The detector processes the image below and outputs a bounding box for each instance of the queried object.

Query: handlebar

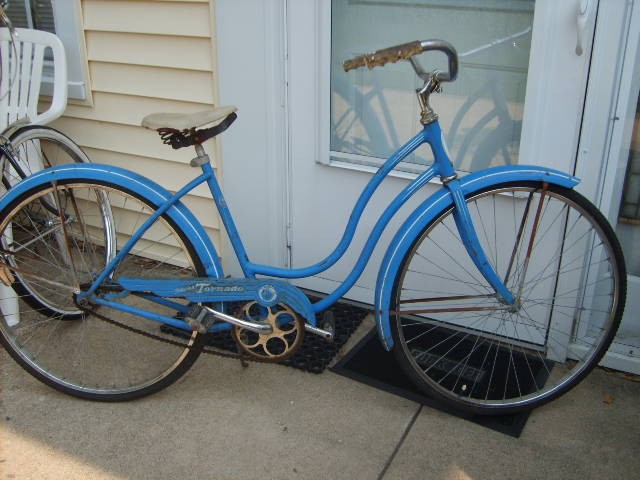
[343,39,458,83]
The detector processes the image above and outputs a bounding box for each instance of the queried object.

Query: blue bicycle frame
[81,116,574,337]
[220,120,516,307]
[1,118,579,350]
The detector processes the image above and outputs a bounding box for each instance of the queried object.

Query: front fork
[423,119,517,306]
[447,178,516,305]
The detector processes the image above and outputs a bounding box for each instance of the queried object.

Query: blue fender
[374,165,580,351]
[0,163,224,278]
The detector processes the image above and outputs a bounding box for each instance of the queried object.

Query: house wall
[51,0,225,264]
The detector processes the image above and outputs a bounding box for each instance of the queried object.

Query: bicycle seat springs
[156,112,237,150]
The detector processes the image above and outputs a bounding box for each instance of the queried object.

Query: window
[330,0,534,173]
[5,0,88,100]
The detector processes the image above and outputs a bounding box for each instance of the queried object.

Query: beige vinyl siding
[51,0,224,262]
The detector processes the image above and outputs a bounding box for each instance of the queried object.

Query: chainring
[231,301,305,362]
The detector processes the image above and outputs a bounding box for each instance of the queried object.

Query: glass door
[330,0,533,174]
[287,0,598,302]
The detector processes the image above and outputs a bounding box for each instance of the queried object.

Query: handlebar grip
[343,39,458,83]
[0,7,14,33]
[0,7,10,28]
[343,40,423,72]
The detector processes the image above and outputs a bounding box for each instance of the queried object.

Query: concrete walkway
[1,337,639,480]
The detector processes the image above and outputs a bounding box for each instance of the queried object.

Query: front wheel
[390,182,626,415]
[0,178,209,401]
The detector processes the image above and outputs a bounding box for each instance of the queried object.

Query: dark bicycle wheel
[1,125,90,189]
[1,127,105,315]
[0,178,209,401]
[390,182,625,415]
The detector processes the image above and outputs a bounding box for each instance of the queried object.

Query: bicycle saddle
[142,106,237,131]
[142,106,238,149]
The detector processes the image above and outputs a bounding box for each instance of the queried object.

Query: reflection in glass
[330,0,534,173]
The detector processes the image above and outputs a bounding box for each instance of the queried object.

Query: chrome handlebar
[343,39,458,83]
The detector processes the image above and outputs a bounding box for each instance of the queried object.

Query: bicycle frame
[233,120,516,308]
[0,118,580,346]
[81,120,530,314]
[0,135,28,182]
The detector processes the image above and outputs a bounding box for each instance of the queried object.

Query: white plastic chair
[0,26,67,131]
[0,27,68,326]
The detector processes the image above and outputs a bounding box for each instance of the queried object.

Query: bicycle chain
[8,254,290,366]
[78,303,269,366]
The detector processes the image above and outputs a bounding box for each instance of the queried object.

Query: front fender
[374,165,580,350]
[0,163,224,278]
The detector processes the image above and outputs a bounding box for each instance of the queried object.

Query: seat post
[190,143,211,167]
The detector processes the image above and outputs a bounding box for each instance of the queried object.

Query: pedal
[321,311,335,342]
[303,311,335,342]
[184,304,217,333]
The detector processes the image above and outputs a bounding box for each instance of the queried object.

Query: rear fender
[0,163,224,278]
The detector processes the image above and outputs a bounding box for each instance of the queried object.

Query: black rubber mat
[331,328,537,438]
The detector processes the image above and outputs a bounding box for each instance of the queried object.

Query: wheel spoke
[392,183,624,414]
[0,179,207,400]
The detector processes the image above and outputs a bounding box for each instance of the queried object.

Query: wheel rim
[3,128,88,189]
[393,184,623,411]
[0,181,206,398]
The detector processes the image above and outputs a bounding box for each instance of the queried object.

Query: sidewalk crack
[377,404,423,480]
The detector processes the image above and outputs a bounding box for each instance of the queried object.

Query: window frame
[326,0,536,175]
[48,0,89,101]
[7,0,89,101]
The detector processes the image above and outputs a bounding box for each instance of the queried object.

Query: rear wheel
[1,126,89,189]
[390,182,626,415]
[0,179,209,401]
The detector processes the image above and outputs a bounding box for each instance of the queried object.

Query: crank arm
[304,323,334,340]
[202,306,333,339]
[199,305,333,340]
[201,305,273,334]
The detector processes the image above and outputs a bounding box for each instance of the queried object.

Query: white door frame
[578,0,640,373]
[215,0,290,276]
[216,0,604,280]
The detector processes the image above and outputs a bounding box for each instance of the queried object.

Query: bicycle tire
[0,178,209,401]
[1,125,90,190]
[1,126,103,317]
[390,182,625,415]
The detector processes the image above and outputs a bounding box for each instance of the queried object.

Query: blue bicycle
[0,40,626,415]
